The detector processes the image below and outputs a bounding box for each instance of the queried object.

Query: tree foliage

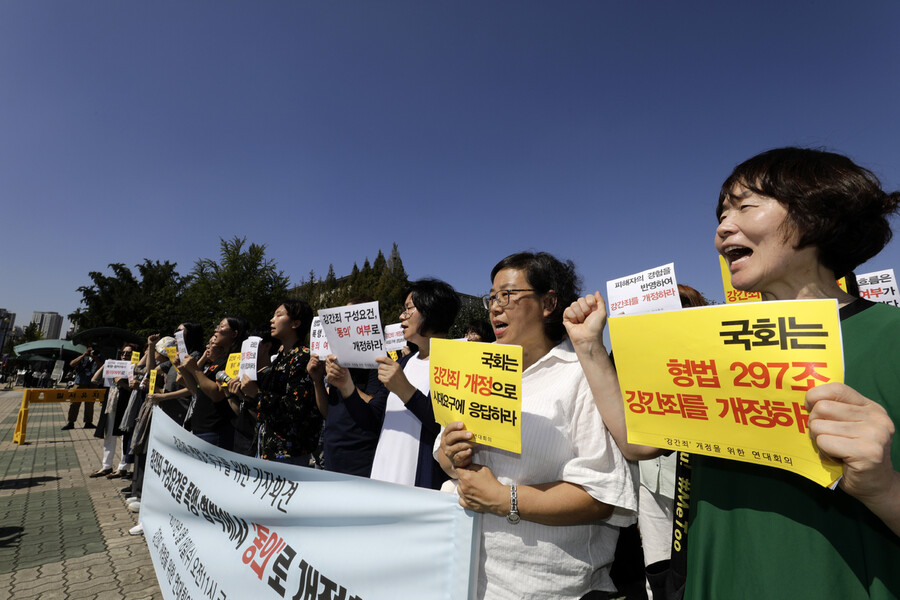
[180,237,290,332]
[448,294,489,339]
[70,237,288,339]
[69,260,186,337]
[292,244,410,324]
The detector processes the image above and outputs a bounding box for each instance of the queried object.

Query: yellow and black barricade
[13,388,107,444]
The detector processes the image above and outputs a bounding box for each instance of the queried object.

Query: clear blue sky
[2,1,899,334]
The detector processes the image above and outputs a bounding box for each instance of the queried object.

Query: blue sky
[2,1,899,334]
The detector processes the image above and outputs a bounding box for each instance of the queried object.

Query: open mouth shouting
[721,244,752,269]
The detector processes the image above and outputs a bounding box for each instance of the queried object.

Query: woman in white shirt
[438,251,637,600]
[330,278,460,489]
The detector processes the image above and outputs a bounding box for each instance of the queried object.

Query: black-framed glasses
[482,289,535,309]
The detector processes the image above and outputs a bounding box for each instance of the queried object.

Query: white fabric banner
[143,409,479,600]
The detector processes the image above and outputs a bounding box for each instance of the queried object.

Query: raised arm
[563,292,663,460]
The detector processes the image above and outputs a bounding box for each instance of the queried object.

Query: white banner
[316,302,386,368]
[102,359,132,380]
[175,330,189,362]
[606,262,681,316]
[143,410,479,600]
[309,317,331,359]
[239,336,262,381]
[856,268,899,307]
[383,323,406,352]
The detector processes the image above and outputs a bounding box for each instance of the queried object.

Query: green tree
[69,260,186,337]
[181,237,289,331]
[448,294,488,339]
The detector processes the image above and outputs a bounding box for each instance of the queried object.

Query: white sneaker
[128,501,141,513]
[129,523,144,536]
[126,497,139,503]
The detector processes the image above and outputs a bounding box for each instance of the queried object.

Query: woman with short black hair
[567,147,900,599]
[231,300,321,465]
[331,278,460,489]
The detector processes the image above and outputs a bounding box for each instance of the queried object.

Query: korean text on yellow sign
[430,339,523,454]
[719,255,762,304]
[225,353,241,382]
[609,299,844,487]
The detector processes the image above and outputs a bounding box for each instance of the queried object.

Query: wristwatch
[506,484,520,524]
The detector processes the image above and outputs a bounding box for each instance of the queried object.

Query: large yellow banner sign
[430,338,523,454]
[609,299,844,487]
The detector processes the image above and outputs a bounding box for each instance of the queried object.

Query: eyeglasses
[400,305,418,318]
[482,289,535,309]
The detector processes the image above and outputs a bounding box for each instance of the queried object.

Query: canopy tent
[13,339,87,362]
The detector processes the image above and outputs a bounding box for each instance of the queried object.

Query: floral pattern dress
[255,343,322,462]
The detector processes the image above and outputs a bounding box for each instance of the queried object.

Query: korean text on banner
[719,255,763,304]
[430,338,523,454]
[606,262,681,315]
[856,268,900,307]
[309,317,330,359]
[131,351,141,364]
[102,359,131,380]
[317,301,386,369]
[239,336,261,381]
[149,370,158,395]
[608,299,844,487]
[142,409,479,600]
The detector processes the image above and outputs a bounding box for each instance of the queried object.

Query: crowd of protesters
[46,147,899,600]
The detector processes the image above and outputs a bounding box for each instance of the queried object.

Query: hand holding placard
[807,382,897,504]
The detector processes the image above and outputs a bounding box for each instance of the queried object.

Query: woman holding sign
[332,279,460,489]
[438,252,637,600]
[177,316,248,451]
[230,300,321,465]
[567,147,900,599]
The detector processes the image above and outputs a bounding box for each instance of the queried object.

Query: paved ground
[0,388,162,599]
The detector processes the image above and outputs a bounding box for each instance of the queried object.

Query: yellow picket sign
[130,351,141,364]
[430,338,523,454]
[225,353,241,381]
[165,346,179,372]
[609,299,844,487]
[719,255,762,304]
[149,370,158,395]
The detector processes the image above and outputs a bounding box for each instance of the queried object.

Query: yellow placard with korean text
[225,353,241,382]
[719,255,762,303]
[609,299,845,487]
[430,338,523,454]
[148,369,158,394]
[131,351,141,364]
[165,346,178,371]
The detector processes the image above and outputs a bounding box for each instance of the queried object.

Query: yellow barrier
[13,388,107,445]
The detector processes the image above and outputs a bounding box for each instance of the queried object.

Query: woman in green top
[566,147,900,599]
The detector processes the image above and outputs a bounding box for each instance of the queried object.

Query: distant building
[32,311,63,340]
[0,309,15,353]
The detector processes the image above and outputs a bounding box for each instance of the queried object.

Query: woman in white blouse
[438,251,637,600]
